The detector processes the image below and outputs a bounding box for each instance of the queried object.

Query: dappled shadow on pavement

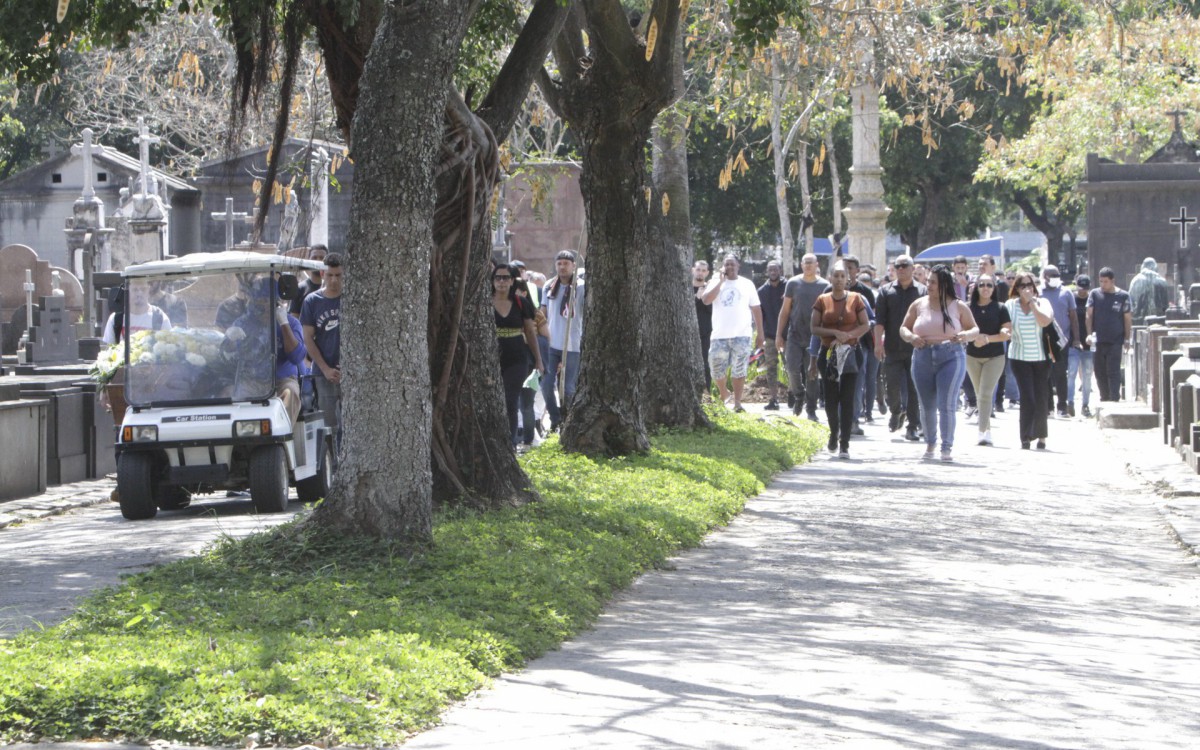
[0,496,302,637]
[407,418,1200,749]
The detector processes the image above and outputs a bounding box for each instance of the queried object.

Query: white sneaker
[978,430,992,446]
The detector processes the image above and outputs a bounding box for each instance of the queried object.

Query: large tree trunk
[642,26,707,431]
[299,0,565,513]
[1013,191,1066,267]
[566,125,652,454]
[540,0,682,456]
[425,0,570,508]
[307,1,475,541]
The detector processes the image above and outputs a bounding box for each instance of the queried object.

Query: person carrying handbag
[1005,271,1055,450]
[811,264,870,460]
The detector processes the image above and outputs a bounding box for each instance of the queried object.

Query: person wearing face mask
[1040,265,1079,418]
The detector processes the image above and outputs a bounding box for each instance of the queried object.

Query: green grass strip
[0,408,823,746]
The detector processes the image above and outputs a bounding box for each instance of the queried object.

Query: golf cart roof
[122,251,326,279]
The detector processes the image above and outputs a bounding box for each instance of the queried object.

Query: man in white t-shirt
[701,254,763,412]
[102,279,172,344]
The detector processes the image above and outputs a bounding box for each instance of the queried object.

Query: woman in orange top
[811,264,870,459]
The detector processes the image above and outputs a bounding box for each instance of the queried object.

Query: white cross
[134,116,160,197]
[210,197,249,251]
[70,128,98,200]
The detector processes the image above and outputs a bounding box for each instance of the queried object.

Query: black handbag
[1042,318,1066,362]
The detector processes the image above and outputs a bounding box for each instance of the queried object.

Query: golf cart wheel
[249,444,289,513]
[116,453,159,520]
[296,438,332,504]
[157,486,192,511]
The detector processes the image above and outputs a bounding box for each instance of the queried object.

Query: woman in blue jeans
[899,265,979,461]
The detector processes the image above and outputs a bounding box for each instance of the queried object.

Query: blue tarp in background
[913,237,1004,263]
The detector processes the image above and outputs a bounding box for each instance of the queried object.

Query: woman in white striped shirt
[1005,271,1055,449]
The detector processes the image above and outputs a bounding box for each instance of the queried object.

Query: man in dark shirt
[756,260,787,409]
[843,255,876,432]
[1086,266,1132,402]
[289,244,327,316]
[693,260,713,390]
[874,254,926,440]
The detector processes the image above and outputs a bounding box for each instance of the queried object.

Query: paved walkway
[403,406,1200,749]
[4,404,1200,749]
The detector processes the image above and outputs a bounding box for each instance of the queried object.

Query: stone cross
[71,128,98,200]
[134,116,160,198]
[1171,206,1197,248]
[1167,109,1187,134]
[210,197,249,251]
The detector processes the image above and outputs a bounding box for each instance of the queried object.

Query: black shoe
[904,426,921,442]
[1021,441,1031,450]
[765,399,780,411]
[877,401,888,415]
[1056,408,1069,418]
[1067,403,1075,417]
[889,413,902,432]
[851,422,864,436]
[807,411,820,422]
[1036,439,1046,450]
[828,436,838,452]
[1082,405,1092,418]
[787,392,796,409]
[734,405,746,413]
[994,402,1005,413]
[793,403,803,416]
[863,413,874,423]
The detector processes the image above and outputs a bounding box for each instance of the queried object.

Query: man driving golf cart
[222,274,306,423]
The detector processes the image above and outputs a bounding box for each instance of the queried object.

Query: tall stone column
[842,39,890,271]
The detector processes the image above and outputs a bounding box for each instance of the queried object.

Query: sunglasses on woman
[493,274,512,280]
[977,282,994,288]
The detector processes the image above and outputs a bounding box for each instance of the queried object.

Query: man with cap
[541,250,584,431]
[510,259,540,308]
[1067,274,1095,418]
[1040,264,1079,418]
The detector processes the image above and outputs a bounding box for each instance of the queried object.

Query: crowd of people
[490,247,1137,461]
[491,250,581,448]
[693,250,1134,461]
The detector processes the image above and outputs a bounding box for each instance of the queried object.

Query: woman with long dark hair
[810,264,870,459]
[1005,270,1054,449]
[966,273,1011,446]
[900,264,978,461]
[492,264,543,447]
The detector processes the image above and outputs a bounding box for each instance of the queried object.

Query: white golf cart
[113,251,333,520]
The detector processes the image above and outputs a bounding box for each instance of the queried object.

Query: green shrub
[0,408,821,746]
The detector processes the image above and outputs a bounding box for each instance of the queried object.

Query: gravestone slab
[0,398,47,501]
[0,244,84,353]
[1161,350,1184,443]
[18,385,87,485]
[26,296,80,365]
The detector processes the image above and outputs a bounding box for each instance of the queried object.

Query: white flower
[152,342,180,360]
[186,353,206,367]
[139,352,154,364]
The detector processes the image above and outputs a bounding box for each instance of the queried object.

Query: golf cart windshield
[124,271,277,406]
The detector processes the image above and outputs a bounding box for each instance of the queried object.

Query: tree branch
[580,0,638,76]
[477,0,570,142]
